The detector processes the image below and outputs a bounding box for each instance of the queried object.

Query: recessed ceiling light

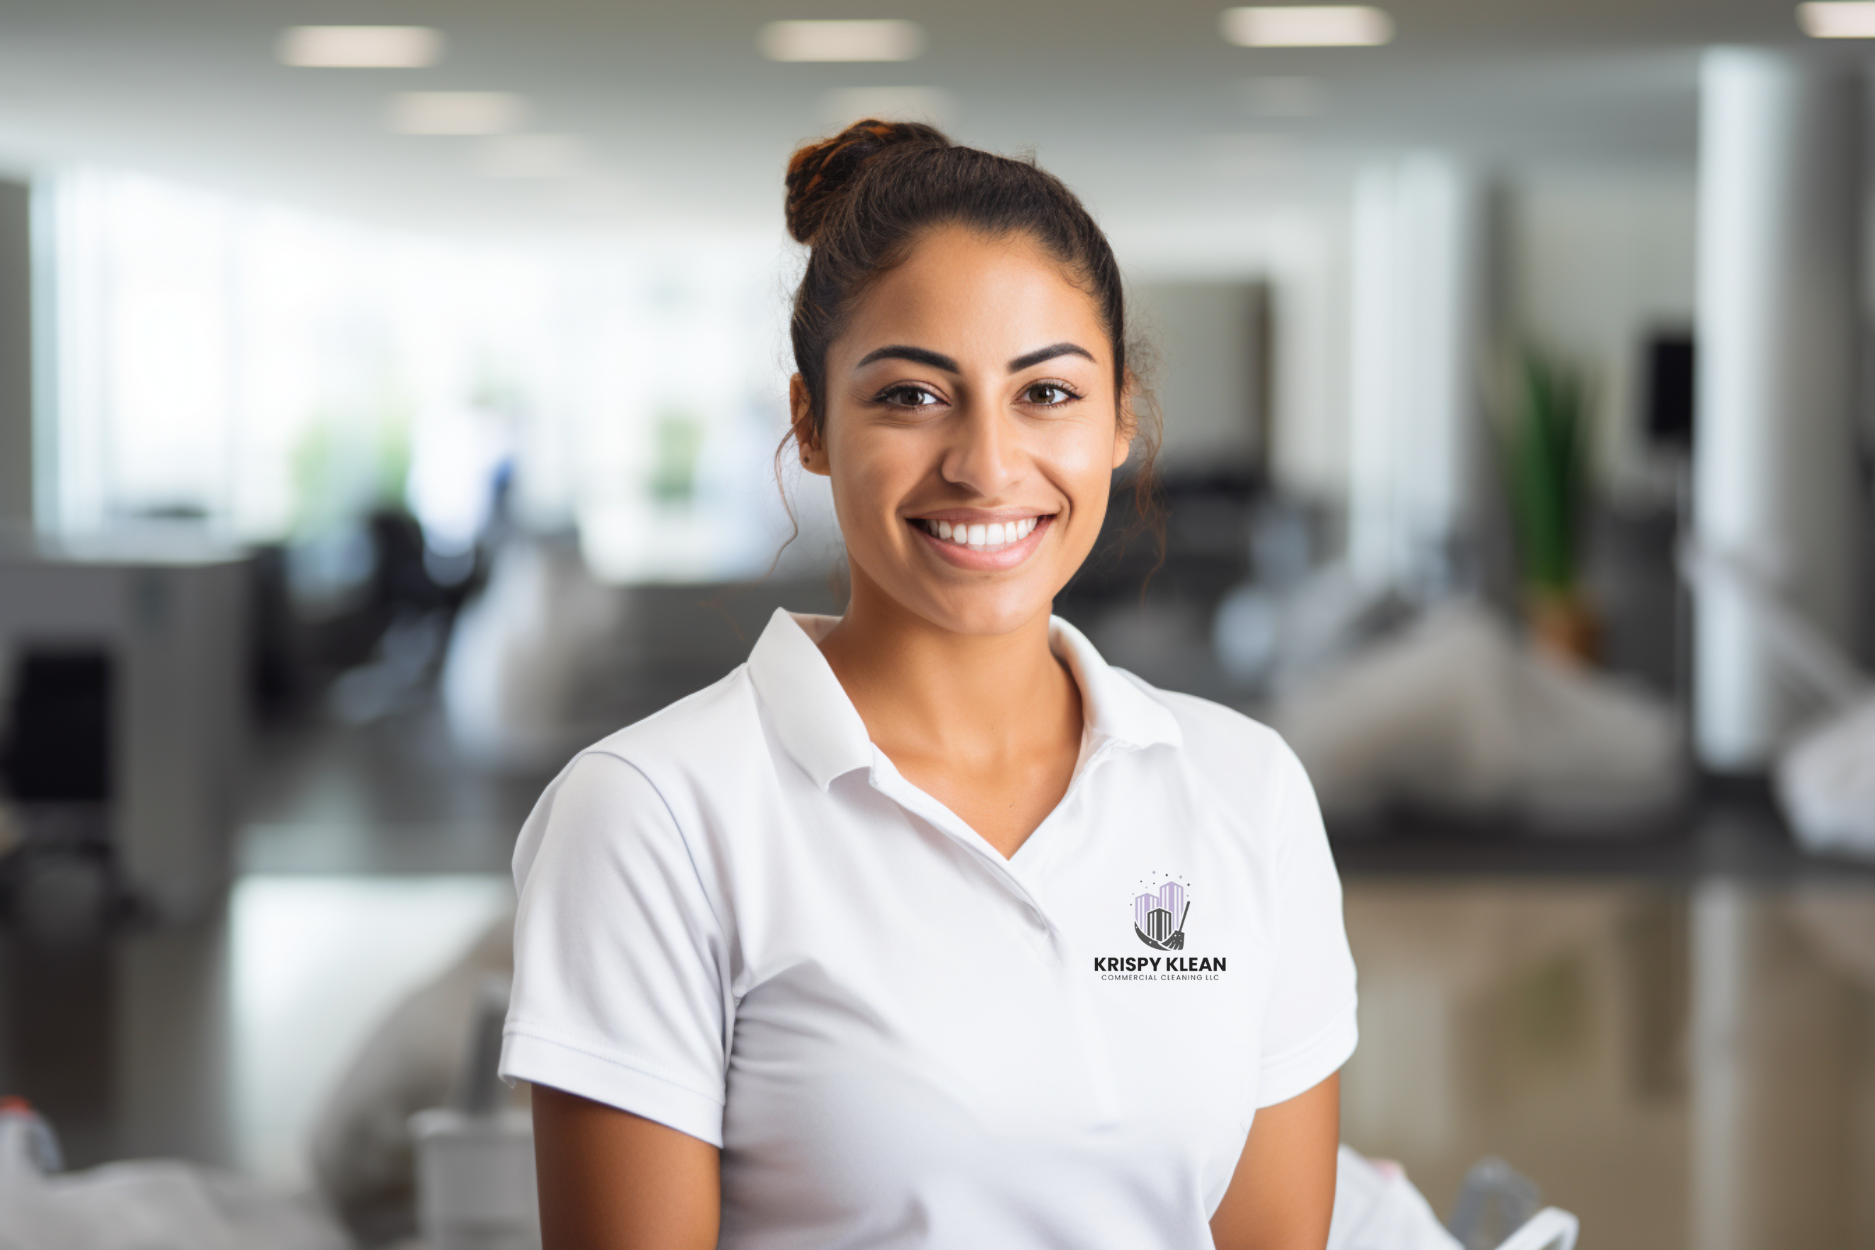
[821,86,954,126]
[277,26,443,68]
[387,92,528,136]
[759,20,925,62]
[480,134,587,179]
[1798,1,1875,36]
[1220,6,1393,47]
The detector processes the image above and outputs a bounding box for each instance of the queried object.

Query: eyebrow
[855,345,959,372]
[854,341,1097,374]
[1008,342,1096,372]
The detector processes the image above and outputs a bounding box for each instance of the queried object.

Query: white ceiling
[0,0,1854,238]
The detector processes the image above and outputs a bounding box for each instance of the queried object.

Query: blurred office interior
[1,1,1874,1247]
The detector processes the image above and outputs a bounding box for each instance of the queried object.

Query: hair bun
[784,119,949,244]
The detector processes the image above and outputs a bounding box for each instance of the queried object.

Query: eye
[874,383,944,408]
[1021,381,1081,407]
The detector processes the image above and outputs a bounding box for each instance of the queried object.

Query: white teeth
[921,516,1044,550]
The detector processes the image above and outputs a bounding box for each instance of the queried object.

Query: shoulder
[579,662,766,784]
[1115,668,1299,769]
[1113,669,1315,814]
[512,665,766,881]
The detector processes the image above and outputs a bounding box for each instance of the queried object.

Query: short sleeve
[500,751,731,1147]
[1255,742,1359,1107]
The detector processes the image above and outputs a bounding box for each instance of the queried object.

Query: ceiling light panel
[1798,1,1875,36]
[1220,6,1393,47]
[277,26,443,68]
[759,20,925,62]
[388,92,528,136]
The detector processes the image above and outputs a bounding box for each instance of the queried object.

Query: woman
[501,120,1357,1250]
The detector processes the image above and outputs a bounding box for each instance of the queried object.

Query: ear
[789,374,831,477]
[1112,371,1139,471]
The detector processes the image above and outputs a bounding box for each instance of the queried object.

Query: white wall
[1503,170,1699,496]
[1131,280,1265,474]
[1111,201,1351,502]
[1109,170,1703,525]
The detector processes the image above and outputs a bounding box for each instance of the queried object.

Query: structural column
[0,179,31,533]
[1694,50,1865,767]
[1347,155,1489,594]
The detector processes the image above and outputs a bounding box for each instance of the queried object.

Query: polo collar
[747,610,873,790]
[1046,616,1184,753]
[746,609,1184,791]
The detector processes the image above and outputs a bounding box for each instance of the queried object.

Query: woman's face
[793,226,1133,638]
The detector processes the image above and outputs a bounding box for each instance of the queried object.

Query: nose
[938,400,1023,497]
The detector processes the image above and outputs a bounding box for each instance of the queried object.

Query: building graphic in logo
[1134,881,1190,951]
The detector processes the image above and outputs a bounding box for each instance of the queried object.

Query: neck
[816,567,1079,766]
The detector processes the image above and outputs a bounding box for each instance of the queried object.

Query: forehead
[840,226,1108,363]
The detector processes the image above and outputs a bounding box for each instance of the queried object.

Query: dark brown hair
[782,119,1162,546]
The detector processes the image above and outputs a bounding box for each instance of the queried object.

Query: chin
[918,589,1055,638]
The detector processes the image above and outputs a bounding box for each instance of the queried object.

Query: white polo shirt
[501,609,1357,1250]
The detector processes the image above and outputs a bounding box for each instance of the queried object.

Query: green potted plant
[1502,349,1596,661]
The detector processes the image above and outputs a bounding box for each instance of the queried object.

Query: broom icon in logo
[1134,882,1190,951]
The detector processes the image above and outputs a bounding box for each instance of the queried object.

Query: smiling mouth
[912,516,1043,552]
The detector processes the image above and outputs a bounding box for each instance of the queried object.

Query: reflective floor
[2,708,1874,1249]
[1343,880,1875,1250]
[0,875,512,1186]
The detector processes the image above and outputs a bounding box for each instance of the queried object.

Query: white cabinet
[0,535,250,921]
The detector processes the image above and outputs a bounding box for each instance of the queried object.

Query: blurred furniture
[0,533,250,922]
[410,977,538,1250]
[1273,602,1685,828]
[442,535,844,769]
[312,911,519,1240]
[1490,1210,1577,1250]
[0,1096,347,1250]
[1447,1156,1579,1250]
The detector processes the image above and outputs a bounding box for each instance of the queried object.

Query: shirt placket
[867,739,1132,1124]
[862,732,1127,925]
[1030,736,1130,1123]
[864,756,1051,923]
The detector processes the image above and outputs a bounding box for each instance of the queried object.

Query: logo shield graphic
[1134,882,1190,951]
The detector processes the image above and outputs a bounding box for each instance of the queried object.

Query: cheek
[1039,421,1121,503]
[825,423,920,528]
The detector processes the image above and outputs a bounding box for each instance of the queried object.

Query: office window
[41,167,823,580]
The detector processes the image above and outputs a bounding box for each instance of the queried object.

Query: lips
[907,512,1054,569]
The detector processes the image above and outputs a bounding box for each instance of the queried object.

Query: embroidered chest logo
[1093,877,1227,980]
[1133,880,1190,951]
